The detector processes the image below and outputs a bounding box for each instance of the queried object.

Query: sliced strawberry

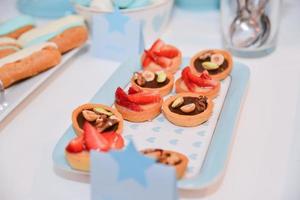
[200,70,212,80]
[102,131,124,150]
[156,57,172,68]
[83,121,110,152]
[128,86,141,95]
[196,78,218,87]
[115,87,143,111]
[115,87,130,102]
[182,67,195,92]
[66,135,85,153]
[116,99,143,111]
[186,68,217,87]
[142,50,155,67]
[149,39,165,53]
[128,94,161,104]
[154,46,179,58]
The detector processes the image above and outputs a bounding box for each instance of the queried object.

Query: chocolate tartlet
[72,104,123,135]
[190,49,233,80]
[162,93,213,127]
[131,71,174,96]
[141,148,188,179]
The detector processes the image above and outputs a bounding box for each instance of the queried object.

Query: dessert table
[0,0,300,199]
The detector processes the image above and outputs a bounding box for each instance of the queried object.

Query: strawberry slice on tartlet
[175,66,221,99]
[141,39,182,74]
[65,121,124,172]
[114,87,163,122]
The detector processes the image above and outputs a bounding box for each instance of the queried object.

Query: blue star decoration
[110,142,155,187]
[105,8,129,34]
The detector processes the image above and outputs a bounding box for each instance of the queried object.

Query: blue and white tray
[53,57,250,191]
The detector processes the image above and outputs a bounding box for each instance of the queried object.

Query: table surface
[1,0,300,200]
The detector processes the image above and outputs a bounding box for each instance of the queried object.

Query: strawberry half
[142,50,155,67]
[149,39,165,52]
[84,121,109,152]
[182,67,195,92]
[66,135,85,153]
[102,131,124,150]
[115,87,130,102]
[128,94,161,104]
[154,46,179,58]
[128,86,142,95]
[156,57,172,68]
[186,68,217,87]
[115,87,143,111]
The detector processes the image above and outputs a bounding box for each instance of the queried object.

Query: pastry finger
[0,42,61,88]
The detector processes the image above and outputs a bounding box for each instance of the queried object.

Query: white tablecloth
[0,0,300,199]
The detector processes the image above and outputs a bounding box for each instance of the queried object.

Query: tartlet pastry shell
[72,103,124,136]
[175,78,221,99]
[141,45,182,74]
[115,99,163,122]
[65,150,90,172]
[162,93,213,127]
[190,49,233,81]
[130,72,174,97]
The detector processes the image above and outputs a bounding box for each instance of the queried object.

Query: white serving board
[122,74,231,179]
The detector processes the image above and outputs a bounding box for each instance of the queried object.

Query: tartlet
[141,148,188,179]
[72,103,123,136]
[175,67,220,99]
[141,39,182,74]
[162,93,213,127]
[65,121,124,171]
[130,70,174,96]
[114,87,163,122]
[190,49,233,80]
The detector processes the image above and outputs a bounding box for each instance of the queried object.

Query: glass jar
[221,0,281,57]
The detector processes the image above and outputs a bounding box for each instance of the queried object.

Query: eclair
[18,15,88,53]
[65,121,125,171]
[141,148,188,179]
[72,103,124,136]
[190,49,233,80]
[114,87,163,122]
[0,42,61,89]
[175,67,220,99]
[0,15,35,39]
[0,37,21,59]
[141,39,182,74]
[130,70,174,96]
[162,93,213,127]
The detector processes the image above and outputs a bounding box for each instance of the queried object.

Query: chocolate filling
[169,96,207,116]
[194,56,228,75]
[142,149,182,166]
[135,74,170,88]
[77,109,118,132]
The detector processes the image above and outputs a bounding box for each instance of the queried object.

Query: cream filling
[18,15,85,47]
[0,37,19,45]
[0,42,57,68]
[0,45,20,51]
